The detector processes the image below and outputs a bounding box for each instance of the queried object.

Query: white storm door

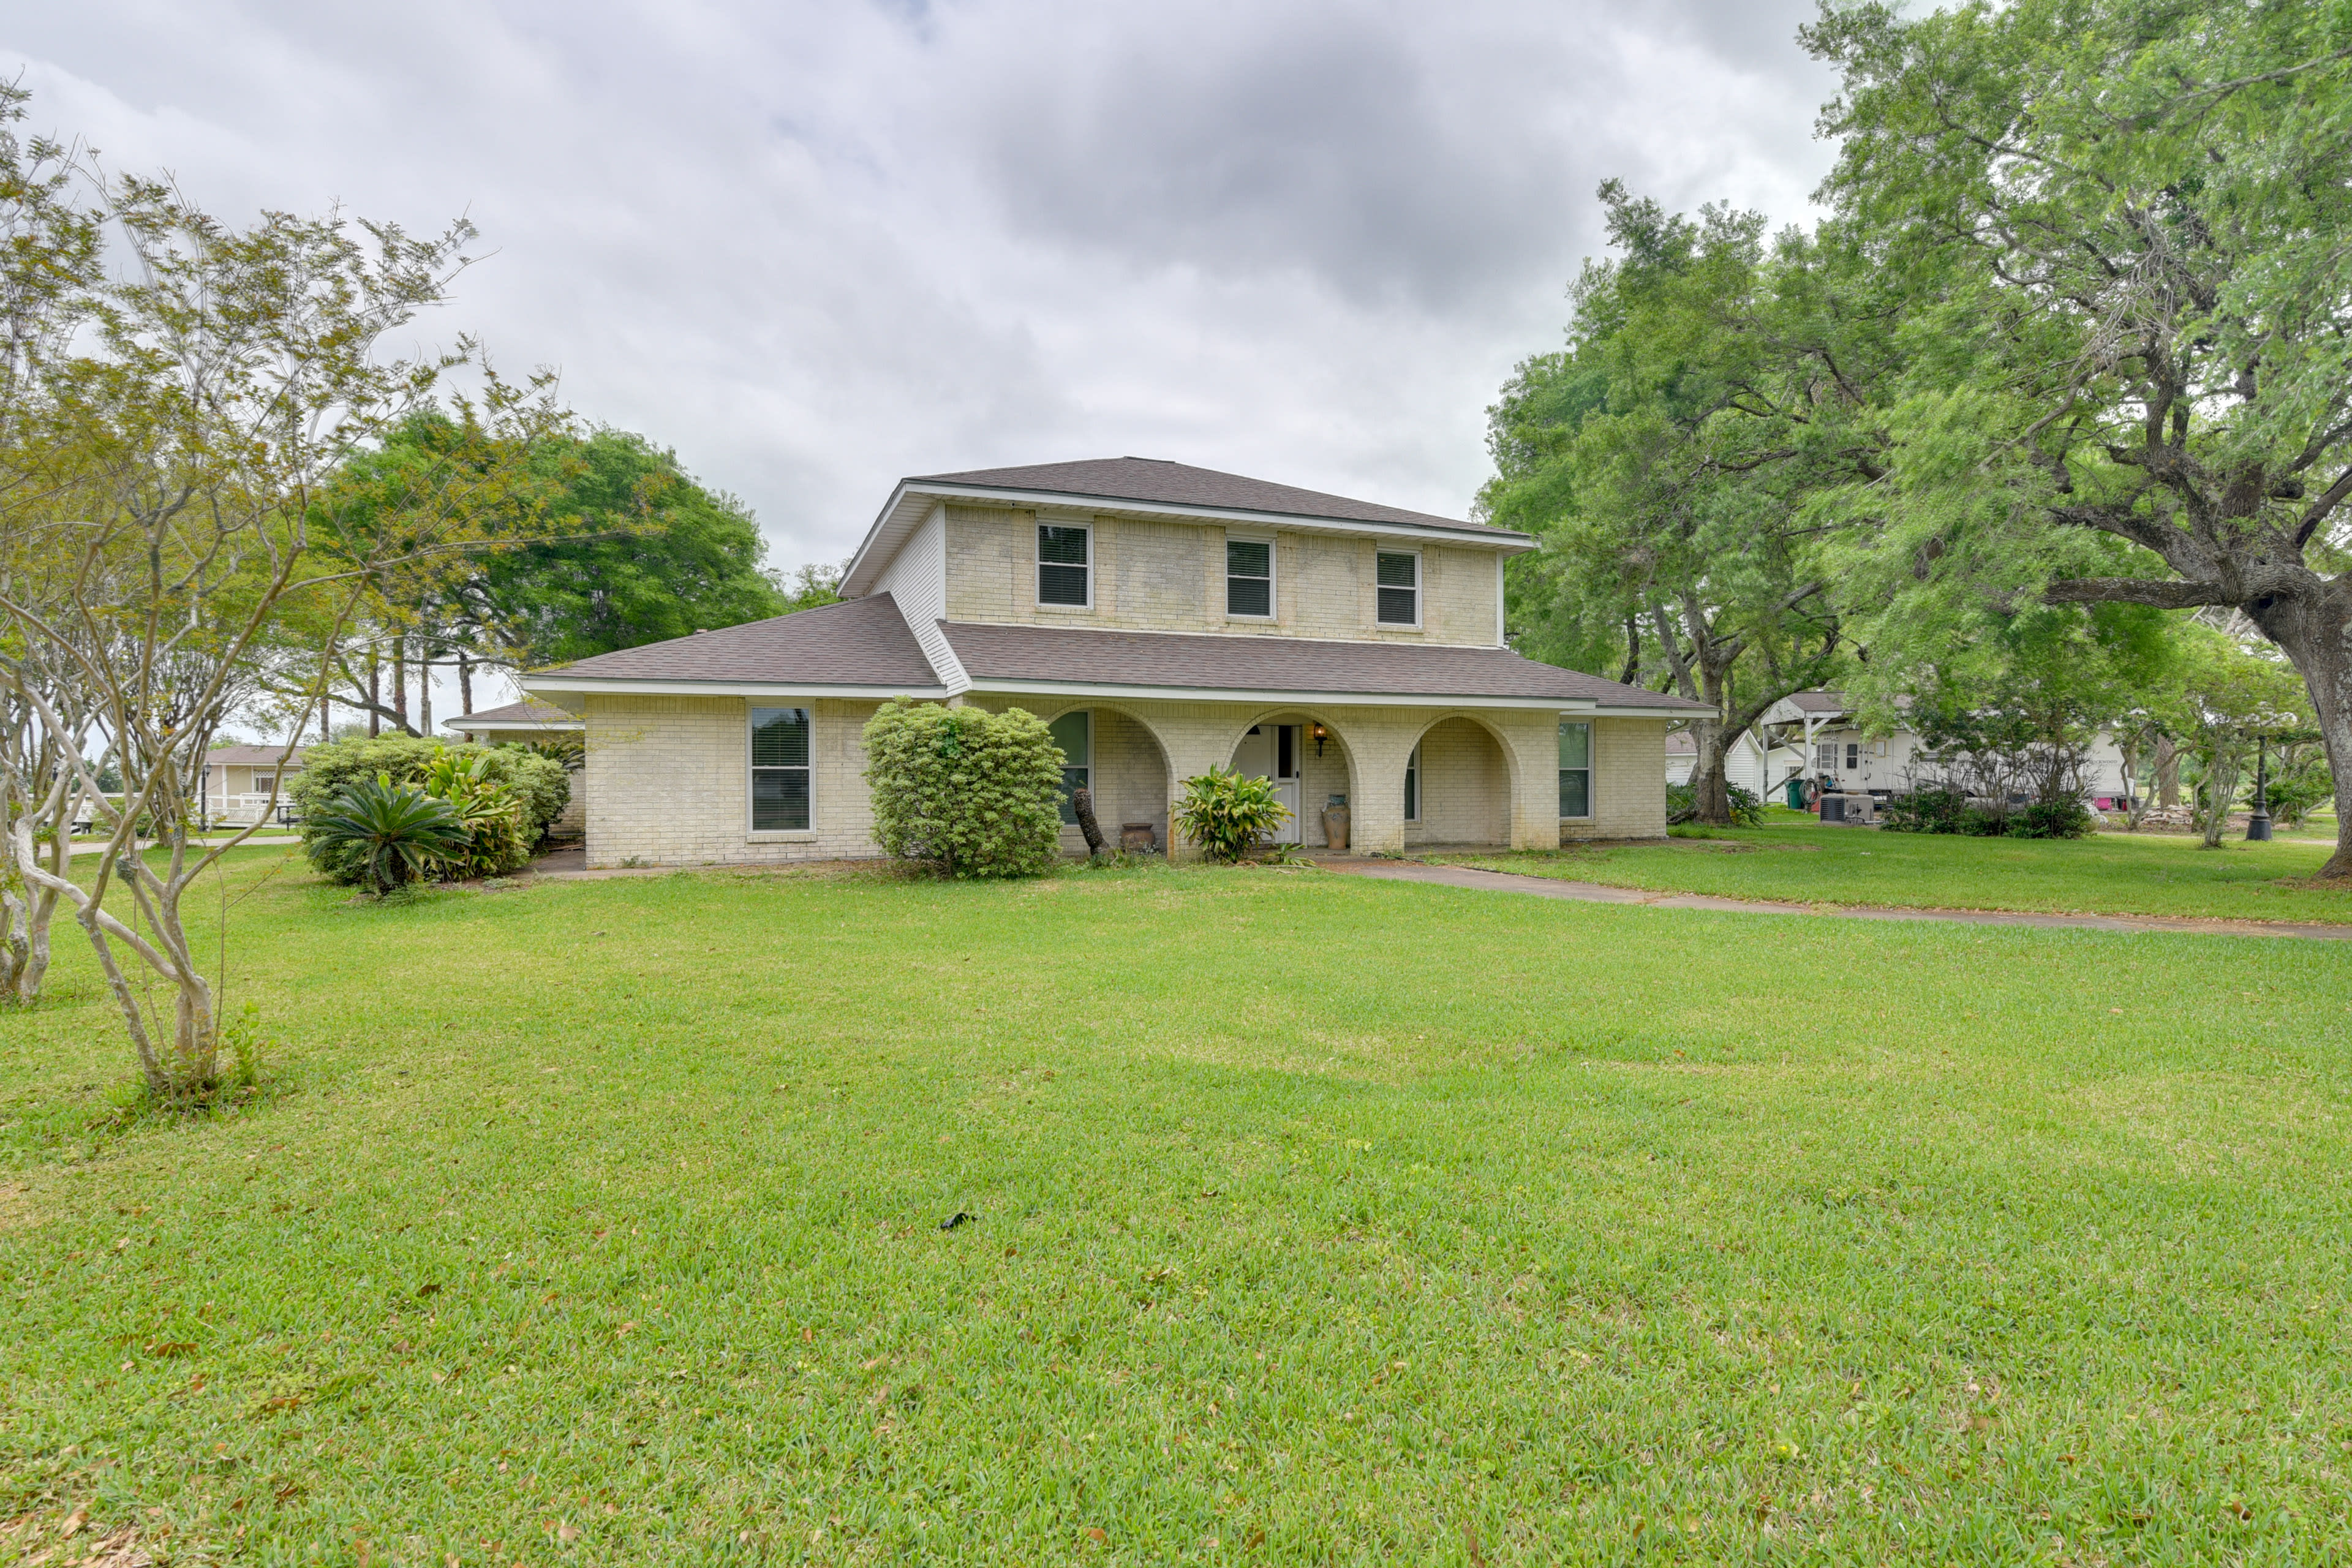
[1234,725,1303,843]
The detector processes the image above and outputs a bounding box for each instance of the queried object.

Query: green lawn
[1433,819,2352,925]
[5,851,2352,1564]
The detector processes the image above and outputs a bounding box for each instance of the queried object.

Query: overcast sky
[7,0,1838,586]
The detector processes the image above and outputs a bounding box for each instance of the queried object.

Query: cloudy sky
[7,0,1838,581]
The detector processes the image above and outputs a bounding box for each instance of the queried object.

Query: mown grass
[4,848,2351,1564]
[1434,820,2352,925]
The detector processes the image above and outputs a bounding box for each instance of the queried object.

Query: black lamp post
[2245,733,2273,842]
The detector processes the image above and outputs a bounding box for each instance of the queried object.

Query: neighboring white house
[1663,728,1807,801]
[200,745,305,826]
[1758,691,2136,807]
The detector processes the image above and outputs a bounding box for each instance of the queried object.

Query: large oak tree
[1808,0,2352,875]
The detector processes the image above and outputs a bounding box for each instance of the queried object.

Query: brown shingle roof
[539,595,944,687]
[940,622,1709,709]
[445,699,581,729]
[911,457,1519,538]
[1785,690,1847,714]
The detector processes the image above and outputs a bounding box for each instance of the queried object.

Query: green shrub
[861,698,1064,878]
[2008,799,2095,839]
[1172,766,1292,863]
[303,775,470,895]
[293,737,562,883]
[1881,788,1972,834]
[1883,788,2090,839]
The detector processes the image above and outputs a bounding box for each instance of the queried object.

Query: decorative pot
[1321,801,1351,853]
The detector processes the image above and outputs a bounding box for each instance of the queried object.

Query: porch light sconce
[1311,722,1328,758]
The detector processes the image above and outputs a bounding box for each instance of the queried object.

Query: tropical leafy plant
[421,752,530,878]
[861,699,1064,878]
[303,775,470,895]
[1172,766,1292,864]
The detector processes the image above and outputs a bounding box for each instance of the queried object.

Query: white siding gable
[871,502,965,688]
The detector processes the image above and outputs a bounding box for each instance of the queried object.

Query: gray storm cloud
[2,0,1838,571]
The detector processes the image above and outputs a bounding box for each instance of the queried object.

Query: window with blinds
[1375,551,1419,625]
[1038,524,1091,607]
[1226,538,1272,618]
[750,707,812,831]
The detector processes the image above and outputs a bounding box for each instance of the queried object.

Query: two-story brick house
[522,458,1705,866]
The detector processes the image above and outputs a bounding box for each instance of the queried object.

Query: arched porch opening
[1030,700,1175,854]
[1403,715,1514,849]
[1222,709,1360,848]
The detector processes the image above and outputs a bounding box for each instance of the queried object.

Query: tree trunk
[458,650,473,717]
[319,693,331,743]
[1072,785,1107,859]
[1692,718,1735,825]
[2154,736,2179,808]
[418,648,433,738]
[393,638,408,733]
[2245,590,2352,878]
[368,649,381,738]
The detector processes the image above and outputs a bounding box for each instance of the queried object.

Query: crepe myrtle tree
[1808,0,2352,876]
[0,140,567,1098]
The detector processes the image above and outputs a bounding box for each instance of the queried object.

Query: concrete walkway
[1325,858,2352,942]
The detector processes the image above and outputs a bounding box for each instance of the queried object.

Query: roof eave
[959,676,1680,712]
[522,674,951,701]
[843,479,1534,597]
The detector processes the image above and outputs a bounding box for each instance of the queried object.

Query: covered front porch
[967,695,1602,858]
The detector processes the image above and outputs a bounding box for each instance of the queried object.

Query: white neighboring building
[1758,691,2136,807]
[1664,728,1807,801]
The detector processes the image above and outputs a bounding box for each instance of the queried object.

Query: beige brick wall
[583,694,883,867]
[1561,717,1668,842]
[1406,717,1509,846]
[941,504,1505,647]
[582,693,1670,867]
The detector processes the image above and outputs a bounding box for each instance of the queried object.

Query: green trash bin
[1784,777,1808,810]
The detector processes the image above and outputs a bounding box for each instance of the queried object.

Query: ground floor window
[1404,742,1420,822]
[1050,710,1091,824]
[750,706,812,831]
[1559,721,1592,818]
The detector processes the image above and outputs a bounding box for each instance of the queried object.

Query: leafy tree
[1805,0,2352,876]
[0,92,569,1097]
[1484,184,1869,823]
[861,699,1064,878]
[431,426,791,669]
[2159,627,2308,847]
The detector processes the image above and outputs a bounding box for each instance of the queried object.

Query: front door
[1233,725,1302,843]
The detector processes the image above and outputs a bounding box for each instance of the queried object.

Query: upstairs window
[1038,523,1091,607]
[1376,551,1420,626]
[1559,721,1593,818]
[1226,538,1273,618]
[751,706,812,831]
[1049,710,1091,824]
